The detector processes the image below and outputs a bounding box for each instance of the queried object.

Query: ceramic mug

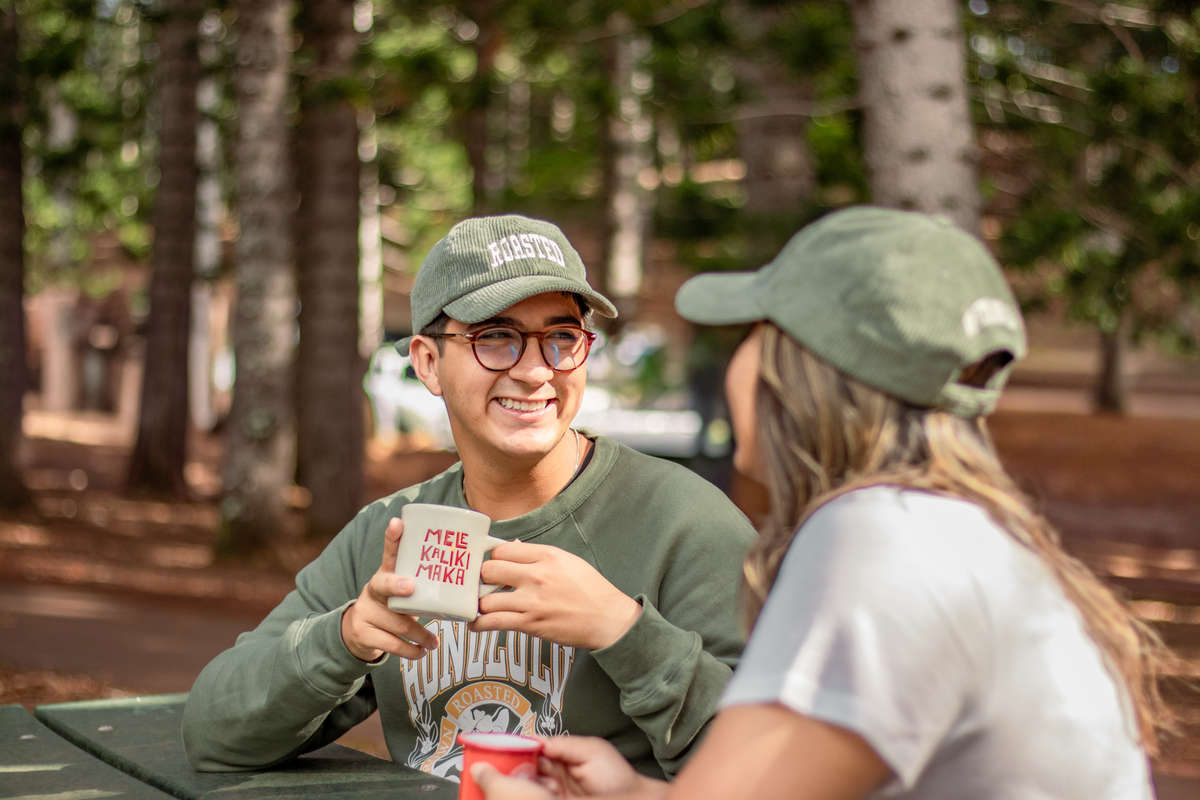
[387,503,505,621]
[457,732,544,800]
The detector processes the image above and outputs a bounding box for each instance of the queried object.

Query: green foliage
[12,0,1197,370]
[19,0,152,289]
[967,0,1200,351]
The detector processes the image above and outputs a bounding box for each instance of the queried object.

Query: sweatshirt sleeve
[587,478,754,777]
[181,510,383,771]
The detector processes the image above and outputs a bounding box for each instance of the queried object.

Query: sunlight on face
[432,293,588,469]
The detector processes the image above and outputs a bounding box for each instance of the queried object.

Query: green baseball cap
[674,206,1026,417]
[395,214,618,355]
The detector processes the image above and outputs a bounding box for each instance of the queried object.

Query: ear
[408,336,444,397]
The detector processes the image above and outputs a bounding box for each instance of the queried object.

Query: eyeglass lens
[474,327,590,371]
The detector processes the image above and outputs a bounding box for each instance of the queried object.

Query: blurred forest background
[1,0,1199,787]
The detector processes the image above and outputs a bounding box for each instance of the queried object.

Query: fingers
[480,542,566,586]
[344,597,439,657]
[343,515,448,663]
[536,756,569,794]
[366,569,416,605]
[488,540,549,564]
[469,610,527,634]
[540,735,613,765]
[470,762,499,789]
[381,517,404,573]
[479,558,530,589]
[470,763,553,800]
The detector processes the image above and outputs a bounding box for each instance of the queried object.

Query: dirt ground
[1,404,1199,794]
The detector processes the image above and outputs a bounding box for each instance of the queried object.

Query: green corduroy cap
[395,214,618,355]
[674,206,1027,417]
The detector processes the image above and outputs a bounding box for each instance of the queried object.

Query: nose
[506,333,556,383]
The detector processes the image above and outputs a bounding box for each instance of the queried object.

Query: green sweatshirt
[182,436,755,782]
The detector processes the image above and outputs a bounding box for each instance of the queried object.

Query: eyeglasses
[426,325,597,373]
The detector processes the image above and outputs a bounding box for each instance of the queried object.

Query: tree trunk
[0,6,30,510]
[220,0,297,552]
[128,0,202,495]
[39,84,80,412]
[294,0,364,539]
[731,1,816,222]
[503,79,530,191]
[190,9,228,434]
[459,1,501,213]
[600,14,652,323]
[359,114,384,360]
[1095,319,1129,414]
[850,0,980,233]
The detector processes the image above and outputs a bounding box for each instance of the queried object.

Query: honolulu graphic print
[401,619,575,781]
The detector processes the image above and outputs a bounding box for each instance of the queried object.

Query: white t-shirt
[720,486,1152,799]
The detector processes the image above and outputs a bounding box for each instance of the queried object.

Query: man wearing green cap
[182,214,755,784]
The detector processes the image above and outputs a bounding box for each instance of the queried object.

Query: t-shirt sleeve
[719,490,989,789]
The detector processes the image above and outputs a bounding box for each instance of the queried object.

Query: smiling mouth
[496,398,553,413]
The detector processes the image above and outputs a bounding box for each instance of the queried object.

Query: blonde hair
[744,323,1175,753]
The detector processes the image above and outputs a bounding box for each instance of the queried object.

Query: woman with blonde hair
[475,206,1171,799]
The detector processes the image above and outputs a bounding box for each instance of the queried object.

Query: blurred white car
[363,345,455,449]
[574,386,705,459]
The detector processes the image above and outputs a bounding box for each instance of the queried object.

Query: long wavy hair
[743,323,1175,753]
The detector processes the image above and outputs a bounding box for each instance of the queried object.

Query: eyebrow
[468,314,583,330]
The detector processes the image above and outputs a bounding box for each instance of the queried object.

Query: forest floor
[1,393,1198,797]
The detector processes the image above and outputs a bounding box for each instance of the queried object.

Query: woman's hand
[471,763,556,800]
[537,736,651,797]
[472,736,659,799]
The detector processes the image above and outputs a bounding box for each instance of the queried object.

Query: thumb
[470,761,501,788]
[542,734,612,765]
[470,761,547,799]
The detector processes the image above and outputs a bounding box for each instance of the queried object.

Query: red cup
[457,732,544,800]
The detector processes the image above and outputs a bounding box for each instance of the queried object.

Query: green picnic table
[10,693,458,799]
[1,703,172,798]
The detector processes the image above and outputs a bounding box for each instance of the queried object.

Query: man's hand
[340,517,439,662]
[471,542,641,651]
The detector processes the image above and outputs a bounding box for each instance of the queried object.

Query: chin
[733,450,765,484]
[492,427,563,460]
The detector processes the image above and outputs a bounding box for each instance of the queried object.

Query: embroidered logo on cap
[961,297,1021,337]
[486,233,566,269]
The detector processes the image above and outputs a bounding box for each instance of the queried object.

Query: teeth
[497,398,548,412]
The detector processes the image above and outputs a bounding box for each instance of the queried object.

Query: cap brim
[393,336,413,356]
[674,271,765,326]
[444,275,618,323]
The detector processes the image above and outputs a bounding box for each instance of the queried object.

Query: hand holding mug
[472,542,642,650]
[340,517,439,662]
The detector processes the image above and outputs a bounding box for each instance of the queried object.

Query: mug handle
[479,535,507,597]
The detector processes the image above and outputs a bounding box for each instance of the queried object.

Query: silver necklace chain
[571,427,582,475]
